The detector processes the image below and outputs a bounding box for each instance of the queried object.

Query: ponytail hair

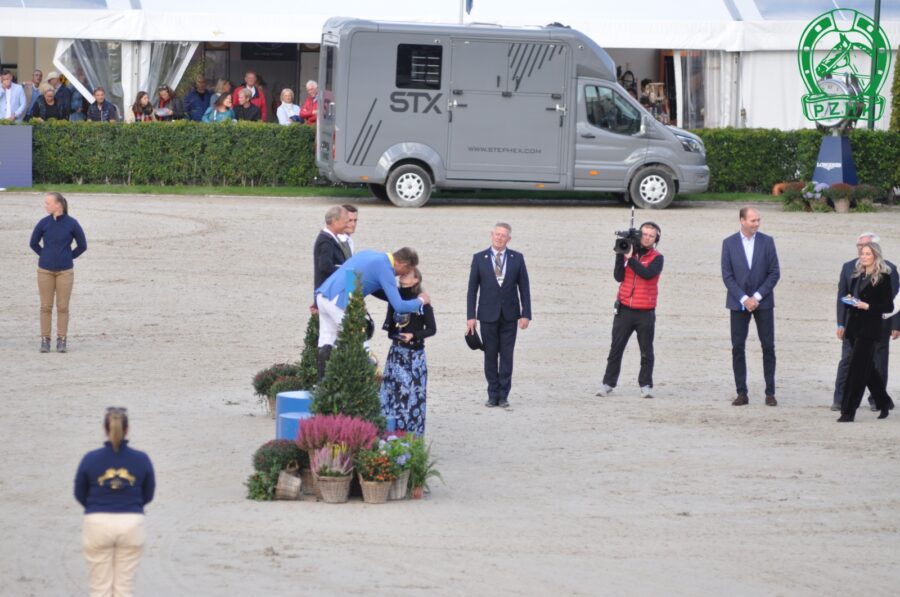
[47,191,68,215]
[104,408,129,452]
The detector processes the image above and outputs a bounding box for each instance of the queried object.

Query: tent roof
[0,0,898,51]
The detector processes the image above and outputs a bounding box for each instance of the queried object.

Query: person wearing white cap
[45,70,72,113]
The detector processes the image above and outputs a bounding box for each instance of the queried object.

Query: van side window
[585,85,641,135]
[396,44,442,90]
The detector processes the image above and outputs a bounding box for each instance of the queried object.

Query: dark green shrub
[28,120,317,186]
[296,314,319,390]
[252,439,308,472]
[245,463,280,501]
[891,44,900,132]
[268,376,307,400]
[252,363,301,398]
[313,273,383,428]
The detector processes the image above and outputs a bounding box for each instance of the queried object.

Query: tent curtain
[54,39,124,112]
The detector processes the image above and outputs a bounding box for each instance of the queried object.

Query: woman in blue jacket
[74,408,155,597]
[29,192,87,353]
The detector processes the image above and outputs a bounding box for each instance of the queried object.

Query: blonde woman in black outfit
[839,242,895,422]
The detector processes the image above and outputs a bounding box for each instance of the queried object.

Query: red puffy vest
[617,248,661,310]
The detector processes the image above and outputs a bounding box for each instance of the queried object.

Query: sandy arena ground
[1,192,899,596]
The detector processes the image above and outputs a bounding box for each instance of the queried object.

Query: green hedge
[694,127,900,194]
[3,121,898,194]
[25,120,317,186]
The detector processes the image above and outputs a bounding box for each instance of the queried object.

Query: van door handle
[581,133,596,138]
[449,100,468,108]
[546,104,567,113]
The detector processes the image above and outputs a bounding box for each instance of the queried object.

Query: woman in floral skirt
[380,268,436,435]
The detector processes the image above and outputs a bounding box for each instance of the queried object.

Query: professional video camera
[614,207,640,254]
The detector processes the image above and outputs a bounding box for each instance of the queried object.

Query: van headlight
[676,134,704,154]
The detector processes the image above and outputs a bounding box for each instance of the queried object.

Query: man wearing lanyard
[467,223,532,408]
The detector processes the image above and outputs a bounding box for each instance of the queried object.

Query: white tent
[0,0,898,129]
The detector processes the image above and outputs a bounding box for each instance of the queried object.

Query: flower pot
[266,396,276,419]
[359,475,392,504]
[300,468,315,495]
[411,486,424,500]
[389,469,410,500]
[834,197,851,213]
[316,474,352,504]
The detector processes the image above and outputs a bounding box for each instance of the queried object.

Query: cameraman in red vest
[596,222,664,399]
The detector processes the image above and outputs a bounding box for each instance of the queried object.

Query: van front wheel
[386,164,432,208]
[629,167,675,209]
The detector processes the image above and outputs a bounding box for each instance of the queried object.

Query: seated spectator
[183,76,211,122]
[127,91,157,123]
[153,85,183,121]
[86,87,119,122]
[30,85,70,122]
[202,94,235,123]
[300,80,319,125]
[209,79,232,108]
[231,70,267,122]
[276,88,301,125]
[69,68,92,122]
[45,71,72,117]
[233,88,261,121]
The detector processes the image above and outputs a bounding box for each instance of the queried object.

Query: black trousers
[481,317,518,403]
[730,308,776,396]
[602,306,656,388]
[841,334,892,416]
[833,328,890,405]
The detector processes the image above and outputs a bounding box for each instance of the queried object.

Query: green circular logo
[798,9,892,127]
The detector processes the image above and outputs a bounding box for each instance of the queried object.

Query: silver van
[316,18,709,209]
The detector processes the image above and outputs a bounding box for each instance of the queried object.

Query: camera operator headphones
[640,221,661,245]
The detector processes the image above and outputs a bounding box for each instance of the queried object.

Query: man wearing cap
[467,223,532,408]
[0,70,27,122]
[315,248,430,379]
[45,71,71,114]
[596,222,664,399]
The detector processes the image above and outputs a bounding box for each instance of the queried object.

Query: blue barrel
[275,390,313,418]
[277,411,313,441]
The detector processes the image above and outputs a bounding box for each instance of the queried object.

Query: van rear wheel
[386,164,432,208]
[629,167,675,209]
[368,184,390,202]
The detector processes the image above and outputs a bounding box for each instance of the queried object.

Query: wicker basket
[300,468,315,495]
[359,475,392,504]
[388,469,410,500]
[317,474,352,504]
[274,463,302,500]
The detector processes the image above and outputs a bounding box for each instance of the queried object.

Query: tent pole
[867,0,881,130]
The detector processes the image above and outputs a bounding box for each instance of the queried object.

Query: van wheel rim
[639,175,668,204]
[395,173,425,202]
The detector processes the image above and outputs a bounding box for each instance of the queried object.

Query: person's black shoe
[40,337,50,353]
[837,414,854,422]
[56,337,67,353]
[484,400,498,408]
[878,407,890,420]
[498,399,510,408]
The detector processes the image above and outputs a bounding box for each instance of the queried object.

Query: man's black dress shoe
[498,399,510,408]
[485,400,497,408]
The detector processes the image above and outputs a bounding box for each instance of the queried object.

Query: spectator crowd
[1,67,320,126]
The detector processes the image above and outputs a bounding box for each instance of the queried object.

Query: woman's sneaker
[56,337,67,353]
[40,337,51,353]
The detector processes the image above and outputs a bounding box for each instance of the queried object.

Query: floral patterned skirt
[379,344,427,436]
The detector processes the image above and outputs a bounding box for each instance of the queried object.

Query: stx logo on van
[389,92,443,114]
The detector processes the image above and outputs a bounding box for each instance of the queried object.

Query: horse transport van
[316,18,709,209]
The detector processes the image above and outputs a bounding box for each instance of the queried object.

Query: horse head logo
[798,9,892,128]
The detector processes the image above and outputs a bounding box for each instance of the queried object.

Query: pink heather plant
[297,414,378,454]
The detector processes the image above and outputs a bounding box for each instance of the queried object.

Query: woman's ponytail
[104,408,129,452]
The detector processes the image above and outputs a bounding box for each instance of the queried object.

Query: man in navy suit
[832,232,900,411]
[467,223,532,408]
[721,207,781,406]
[313,205,350,290]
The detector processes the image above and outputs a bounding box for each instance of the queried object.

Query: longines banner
[798,9,892,128]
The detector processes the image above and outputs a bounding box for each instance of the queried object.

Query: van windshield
[585,85,641,136]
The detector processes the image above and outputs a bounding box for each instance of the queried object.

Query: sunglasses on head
[106,407,128,414]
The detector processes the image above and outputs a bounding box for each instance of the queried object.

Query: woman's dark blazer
[846,273,894,340]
